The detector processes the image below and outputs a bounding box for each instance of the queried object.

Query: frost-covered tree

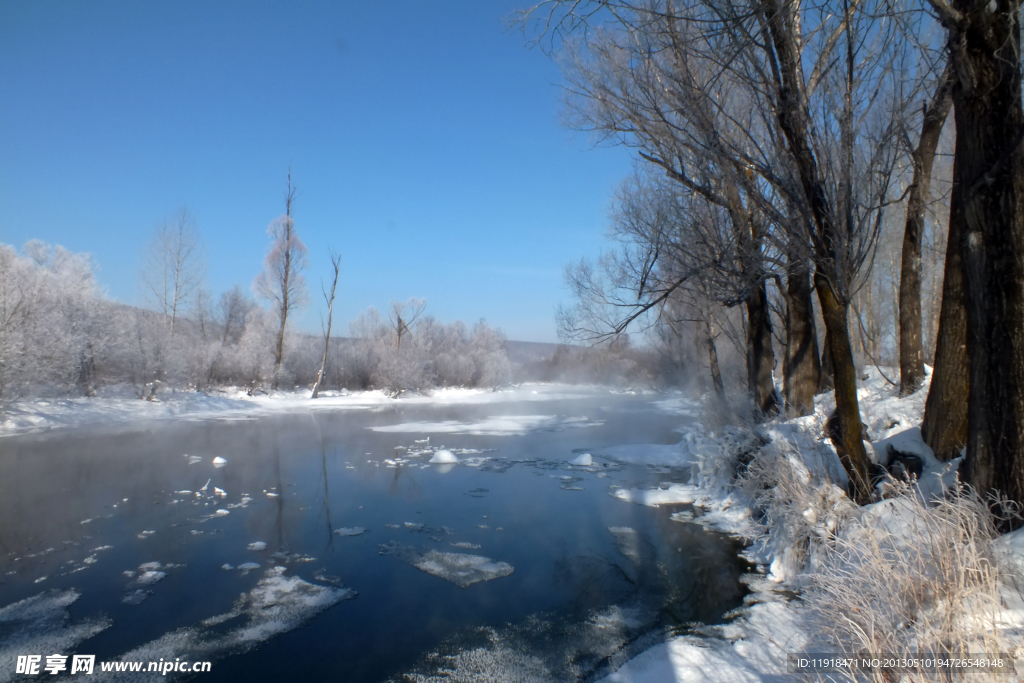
[253,172,308,390]
[140,207,205,335]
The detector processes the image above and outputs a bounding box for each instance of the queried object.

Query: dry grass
[804,482,1021,682]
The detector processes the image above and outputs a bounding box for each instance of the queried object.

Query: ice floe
[611,483,696,507]
[212,456,227,468]
[95,567,352,681]
[380,542,513,588]
[333,527,366,537]
[247,541,267,551]
[0,590,111,683]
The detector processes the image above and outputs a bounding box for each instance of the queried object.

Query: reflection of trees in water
[311,415,334,551]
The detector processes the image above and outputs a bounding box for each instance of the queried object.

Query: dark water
[0,390,749,682]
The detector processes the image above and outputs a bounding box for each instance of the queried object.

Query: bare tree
[922,0,1024,509]
[311,251,341,399]
[389,298,426,352]
[140,206,205,335]
[899,65,953,396]
[253,171,308,390]
[519,0,910,502]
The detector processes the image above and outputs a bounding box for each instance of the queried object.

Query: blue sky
[0,1,633,343]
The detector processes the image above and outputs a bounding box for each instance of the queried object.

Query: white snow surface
[0,384,608,438]
[600,366,1024,683]
[372,414,603,436]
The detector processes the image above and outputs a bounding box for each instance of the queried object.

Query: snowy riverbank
[0,383,653,439]
[597,367,1024,683]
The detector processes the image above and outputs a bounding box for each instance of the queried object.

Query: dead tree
[311,251,341,399]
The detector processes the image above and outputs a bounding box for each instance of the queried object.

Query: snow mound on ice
[429,449,459,464]
[571,453,593,466]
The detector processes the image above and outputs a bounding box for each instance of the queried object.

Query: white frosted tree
[253,172,308,390]
[140,206,205,335]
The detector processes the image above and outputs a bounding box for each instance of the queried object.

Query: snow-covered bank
[598,368,1024,683]
[0,383,645,438]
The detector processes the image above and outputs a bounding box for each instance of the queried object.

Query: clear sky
[0,1,634,343]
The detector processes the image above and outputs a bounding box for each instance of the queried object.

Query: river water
[0,387,749,682]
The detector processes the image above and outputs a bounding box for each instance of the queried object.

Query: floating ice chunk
[413,551,513,588]
[176,490,192,495]
[571,453,593,466]
[200,479,210,492]
[137,530,156,539]
[187,455,202,465]
[92,545,113,552]
[247,542,267,551]
[33,576,47,583]
[611,483,696,507]
[333,527,366,537]
[0,590,111,669]
[381,542,513,587]
[139,562,161,571]
[122,589,152,605]
[123,570,136,578]
[429,449,459,464]
[135,570,166,586]
[450,541,481,549]
[212,456,227,468]
[214,487,226,497]
[214,509,230,517]
[82,556,97,565]
[80,518,93,525]
[103,567,353,675]
[404,522,424,531]
[414,437,430,444]
[221,564,234,570]
[237,563,261,574]
[266,492,279,498]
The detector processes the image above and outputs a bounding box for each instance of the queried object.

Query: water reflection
[0,393,748,683]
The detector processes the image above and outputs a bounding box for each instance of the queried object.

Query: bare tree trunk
[922,156,969,461]
[312,253,341,399]
[818,334,834,393]
[784,254,820,415]
[746,281,778,418]
[945,2,1024,506]
[899,67,953,396]
[816,273,871,503]
[761,0,873,502]
[704,319,726,402]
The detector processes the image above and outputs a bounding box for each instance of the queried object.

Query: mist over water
[0,388,746,682]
